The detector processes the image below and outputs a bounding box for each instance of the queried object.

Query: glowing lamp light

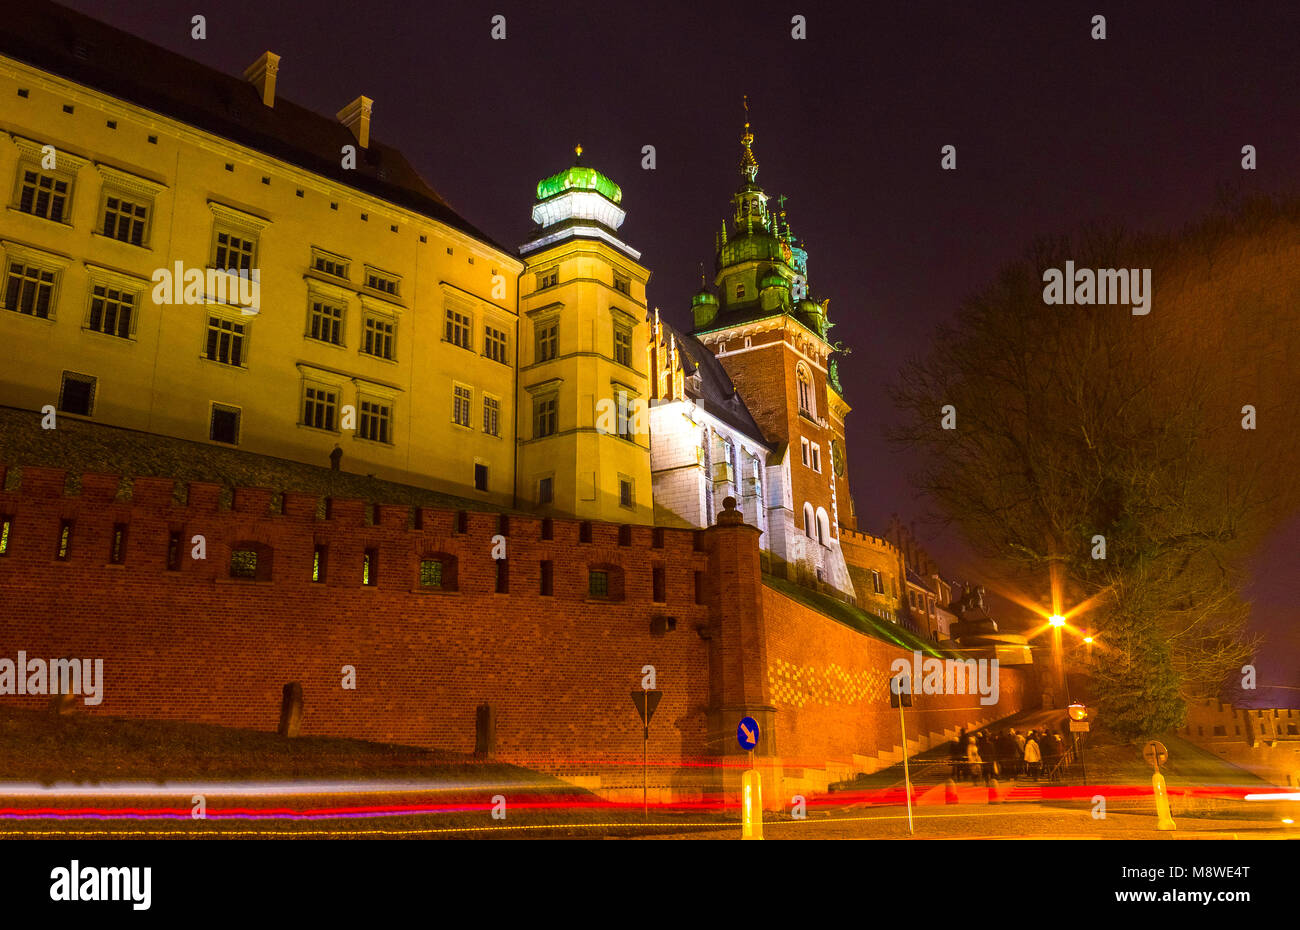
[1083,636,1094,644]
[1068,703,1088,721]
[1048,614,1066,627]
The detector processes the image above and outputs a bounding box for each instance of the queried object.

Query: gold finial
[575,143,583,160]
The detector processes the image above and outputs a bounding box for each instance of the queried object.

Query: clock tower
[690,108,856,593]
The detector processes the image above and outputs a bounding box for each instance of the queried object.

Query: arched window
[797,364,814,418]
[816,507,831,546]
[803,502,815,538]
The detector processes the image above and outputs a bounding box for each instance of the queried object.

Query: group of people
[949,724,1071,782]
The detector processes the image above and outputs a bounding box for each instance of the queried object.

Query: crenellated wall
[0,462,1028,804]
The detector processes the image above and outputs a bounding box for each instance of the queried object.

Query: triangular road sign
[632,690,663,725]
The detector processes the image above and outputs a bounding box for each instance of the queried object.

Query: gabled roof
[658,318,768,444]
[0,0,509,253]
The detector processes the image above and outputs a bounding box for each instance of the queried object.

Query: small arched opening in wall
[816,507,831,547]
[802,502,815,538]
[586,562,625,602]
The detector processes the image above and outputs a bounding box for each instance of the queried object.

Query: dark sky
[56,0,1299,692]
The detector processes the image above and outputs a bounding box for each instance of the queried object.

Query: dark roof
[658,318,768,444]
[0,0,509,253]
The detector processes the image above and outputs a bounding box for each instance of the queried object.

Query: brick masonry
[0,462,1027,802]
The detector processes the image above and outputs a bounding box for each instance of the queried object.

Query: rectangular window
[4,262,56,318]
[358,399,391,443]
[210,403,240,444]
[589,570,609,598]
[535,319,558,362]
[445,309,472,349]
[308,300,344,345]
[166,531,182,570]
[0,516,10,556]
[537,269,558,289]
[213,230,255,271]
[86,284,134,339]
[613,273,630,295]
[615,390,634,440]
[110,523,128,564]
[534,395,558,438]
[453,385,472,427]
[540,560,554,596]
[18,167,70,222]
[871,569,885,595]
[483,396,500,436]
[474,463,489,492]
[362,548,379,586]
[54,520,72,560]
[419,558,443,588]
[230,549,257,578]
[312,545,327,583]
[102,194,149,246]
[614,325,632,366]
[302,384,338,431]
[58,372,96,416]
[619,478,634,508]
[652,565,666,603]
[362,315,394,359]
[365,270,398,295]
[483,325,507,362]
[312,251,349,279]
[495,559,509,594]
[205,316,246,366]
[537,477,553,505]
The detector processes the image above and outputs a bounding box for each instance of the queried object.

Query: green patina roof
[759,271,788,289]
[536,165,622,204]
[718,231,784,268]
[691,289,719,307]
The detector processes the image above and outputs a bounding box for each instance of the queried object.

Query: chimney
[243,51,280,108]
[337,95,373,149]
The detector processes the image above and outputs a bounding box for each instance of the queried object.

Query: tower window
[613,325,632,366]
[537,268,558,290]
[613,273,630,295]
[735,283,745,299]
[536,319,559,362]
[533,395,558,438]
[362,548,379,585]
[797,365,815,418]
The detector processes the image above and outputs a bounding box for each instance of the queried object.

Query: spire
[574,143,583,163]
[739,95,758,183]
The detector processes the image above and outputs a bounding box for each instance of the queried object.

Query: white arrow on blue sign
[737,716,760,751]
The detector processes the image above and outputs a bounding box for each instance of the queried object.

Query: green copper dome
[759,271,788,289]
[536,165,622,204]
[718,231,784,268]
[691,288,719,307]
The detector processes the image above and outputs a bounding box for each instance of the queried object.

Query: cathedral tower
[690,108,856,593]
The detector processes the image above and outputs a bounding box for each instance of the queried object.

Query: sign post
[1068,703,1090,783]
[1143,739,1176,831]
[890,673,914,836]
[737,716,762,840]
[631,690,663,821]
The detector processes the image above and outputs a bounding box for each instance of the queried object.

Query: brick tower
[689,103,855,595]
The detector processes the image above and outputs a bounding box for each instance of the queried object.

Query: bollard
[1152,772,1176,831]
[278,682,303,737]
[741,769,763,840]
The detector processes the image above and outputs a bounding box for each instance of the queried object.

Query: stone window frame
[9,137,87,226]
[94,162,165,250]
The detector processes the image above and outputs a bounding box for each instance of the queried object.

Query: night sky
[53,0,1300,691]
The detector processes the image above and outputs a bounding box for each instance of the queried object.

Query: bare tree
[890,195,1300,738]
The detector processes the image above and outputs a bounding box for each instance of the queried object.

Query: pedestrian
[1023,733,1042,779]
[956,727,970,780]
[966,733,985,784]
[1010,728,1026,776]
[1042,730,1061,780]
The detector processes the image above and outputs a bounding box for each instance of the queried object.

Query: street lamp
[1049,614,1066,627]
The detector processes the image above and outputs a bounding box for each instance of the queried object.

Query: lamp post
[1048,614,1067,704]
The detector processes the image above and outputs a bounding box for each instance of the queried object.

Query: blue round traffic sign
[737,716,760,751]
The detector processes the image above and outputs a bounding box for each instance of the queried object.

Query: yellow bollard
[1152,772,1176,831]
[741,769,763,840]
